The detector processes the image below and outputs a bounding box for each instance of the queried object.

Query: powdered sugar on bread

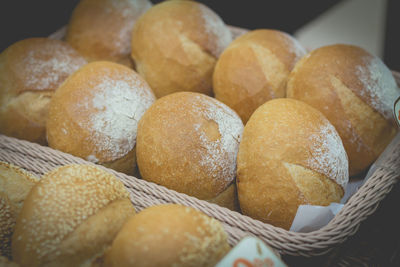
[198,3,232,57]
[281,32,307,63]
[193,95,243,184]
[107,0,152,56]
[356,56,400,121]
[308,121,349,189]
[19,40,86,91]
[87,68,155,162]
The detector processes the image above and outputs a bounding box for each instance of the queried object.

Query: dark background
[0,0,399,70]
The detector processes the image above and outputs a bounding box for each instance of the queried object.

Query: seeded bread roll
[0,38,87,145]
[213,29,306,123]
[237,99,349,230]
[131,0,232,97]
[104,204,230,267]
[46,61,155,176]
[136,92,243,210]
[12,164,136,267]
[0,161,38,259]
[66,0,152,67]
[286,44,400,176]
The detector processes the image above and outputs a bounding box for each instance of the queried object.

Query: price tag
[216,236,287,267]
[395,96,400,128]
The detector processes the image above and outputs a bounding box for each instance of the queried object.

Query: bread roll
[66,0,152,67]
[136,92,243,210]
[237,98,348,230]
[46,61,155,175]
[12,164,136,267]
[286,44,400,176]
[131,0,232,97]
[0,38,87,145]
[104,204,230,267]
[0,161,38,259]
[213,29,306,123]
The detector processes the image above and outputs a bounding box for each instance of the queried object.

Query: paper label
[395,96,400,128]
[216,236,287,267]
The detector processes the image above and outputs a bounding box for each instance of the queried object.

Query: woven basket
[1,26,400,258]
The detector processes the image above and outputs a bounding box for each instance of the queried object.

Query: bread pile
[0,164,230,266]
[1,0,400,264]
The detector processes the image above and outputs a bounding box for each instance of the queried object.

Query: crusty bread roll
[46,61,155,176]
[0,161,38,259]
[0,38,87,145]
[286,44,400,176]
[66,0,152,67]
[136,92,243,210]
[12,164,136,267]
[104,204,230,267]
[131,0,232,97]
[213,29,306,123]
[237,98,349,230]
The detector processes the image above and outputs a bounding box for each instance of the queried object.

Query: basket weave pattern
[1,32,400,257]
[1,126,399,257]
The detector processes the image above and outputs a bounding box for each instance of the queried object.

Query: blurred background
[0,0,399,70]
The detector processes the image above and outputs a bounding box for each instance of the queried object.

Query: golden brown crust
[12,164,135,267]
[286,44,399,176]
[0,161,37,259]
[237,99,348,230]
[136,92,243,208]
[213,29,306,123]
[104,204,230,267]
[0,38,87,145]
[46,61,155,175]
[131,0,232,97]
[206,183,239,212]
[66,0,152,67]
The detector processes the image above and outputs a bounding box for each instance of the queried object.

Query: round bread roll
[104,204,230,267]
[12,164,136,267]
[237,98,349,230]
[136,92,243,210]
[213,29,306,123]
[131,0,232,98]
[0,161,38,259]
[66,0,152,67]
[286,44,400,176]
[46,61,155,175]
[0,38,87,145]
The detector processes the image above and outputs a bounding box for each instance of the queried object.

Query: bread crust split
[213,29,306,123]
[12,164,136,267]
[237,98,349,230]
[131,0,232,97]
[287,44,400,176]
